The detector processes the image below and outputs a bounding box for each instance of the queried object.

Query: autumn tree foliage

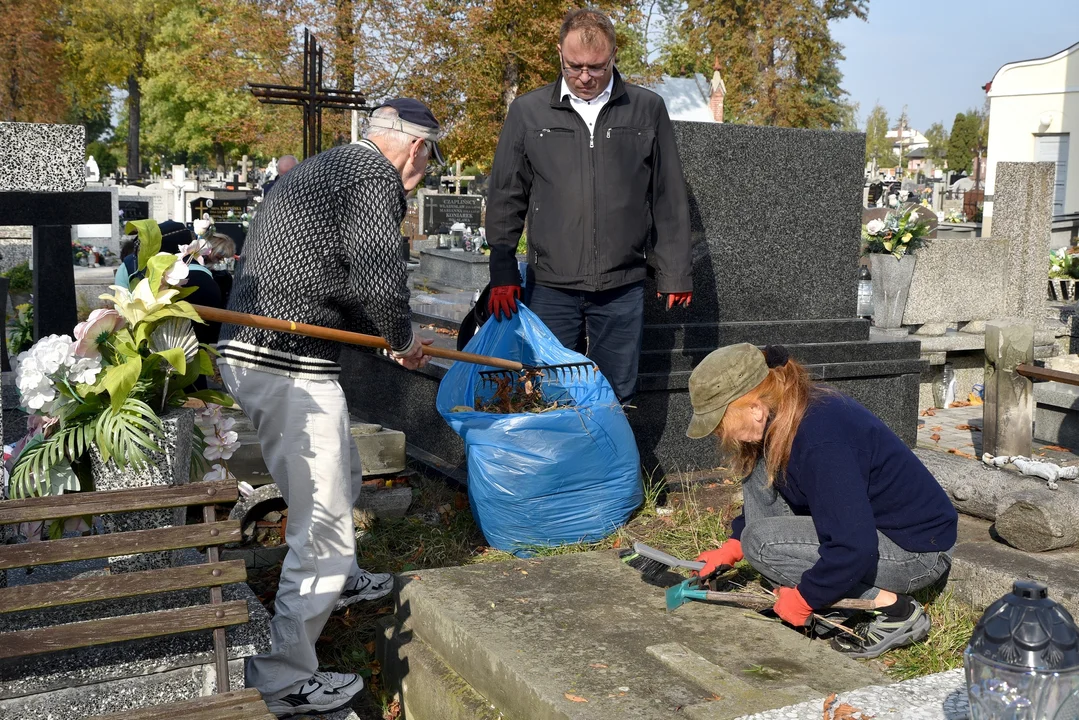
[0,0,68,122]
[661,0,868,129]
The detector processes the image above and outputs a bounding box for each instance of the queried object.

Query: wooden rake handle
[190,305,524,371]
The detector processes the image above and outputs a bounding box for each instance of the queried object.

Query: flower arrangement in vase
[862,205,933,260]
[9,219,232,499]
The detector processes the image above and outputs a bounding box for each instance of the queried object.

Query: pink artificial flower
[73,308,126,358]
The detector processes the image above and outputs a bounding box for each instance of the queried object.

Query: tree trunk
[126,72,141,178]
[213,142,225,175]
[502,59,518,116]
[334,0,356,92]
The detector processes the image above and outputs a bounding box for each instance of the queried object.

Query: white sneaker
[265,671,363,717]
[333,569,394,611]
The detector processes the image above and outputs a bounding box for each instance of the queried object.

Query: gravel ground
[736,668,970,720]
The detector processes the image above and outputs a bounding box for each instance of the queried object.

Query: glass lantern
[965,580,1079,719]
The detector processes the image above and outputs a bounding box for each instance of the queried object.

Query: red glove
[773,586,814,627]
[658,292,693,309]
[488,285,521,321]
[694,539,743,577]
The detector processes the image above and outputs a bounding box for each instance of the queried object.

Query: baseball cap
[369,98,445,165]
[686,343,769,439]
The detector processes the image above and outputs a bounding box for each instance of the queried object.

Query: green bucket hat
[686,343,769,439]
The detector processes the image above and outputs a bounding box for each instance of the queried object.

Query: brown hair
[208,232,236,263]
[559,9,616,50]
[718,359,814,485]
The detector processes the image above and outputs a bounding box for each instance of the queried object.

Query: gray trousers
[738,461,953,601]
[221,364,368,700]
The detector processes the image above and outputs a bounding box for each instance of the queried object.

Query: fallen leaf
[709,694,724,701]
[930,433,941,443]
[950,400,972,408]
[384,698,402,720]
[823,693,838,719]
[369,660,381,675]
[930,426,943,432]
[832,703,872,720]
[376,606,394,615]
[956,424,981,431]
[365,641,376,654]
[589,663,608,669]
[948,449,977,459]
[1043,445,1072,452]
[564,693,588,703]
[920,408,936,417]
[520,570,528,575]
[611,536,622,549]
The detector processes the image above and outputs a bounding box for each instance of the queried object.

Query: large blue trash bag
[436,305,641,553]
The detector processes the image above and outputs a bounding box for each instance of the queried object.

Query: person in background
[217,98,440,716]
[206,232,237,307]
[688,344,957,659]
[484,8,693,404]
[262,154,299,198]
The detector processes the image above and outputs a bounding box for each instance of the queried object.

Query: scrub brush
[620,541,718,587]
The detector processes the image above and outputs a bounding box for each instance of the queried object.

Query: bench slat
[0,600,249,660]
[0,521,242,571]
[0,559,247,613]
[0,480,238,525]
[85,688,269,720]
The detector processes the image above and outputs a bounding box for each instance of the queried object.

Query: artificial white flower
[195,403,224,432]
[203,463,236,482]
[888,194,898,207]
[204,428,240,461]
[865,219,885,235]
[68,356,102,385]
[193,218,212,238]
[101,278,180,326]
[34,335,77,374]
[164,257,190,286]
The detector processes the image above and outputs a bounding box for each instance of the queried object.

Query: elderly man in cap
[218,98,442,716]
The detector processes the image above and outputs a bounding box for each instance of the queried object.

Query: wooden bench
[0,479,273,719]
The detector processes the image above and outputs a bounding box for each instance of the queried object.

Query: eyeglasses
[561,50,616,79]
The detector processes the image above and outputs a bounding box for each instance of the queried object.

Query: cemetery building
[983,40,1079,236]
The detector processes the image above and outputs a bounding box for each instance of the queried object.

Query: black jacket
[486,70,693,294]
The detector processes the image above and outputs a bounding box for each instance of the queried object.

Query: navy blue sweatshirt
[730,393,957,609]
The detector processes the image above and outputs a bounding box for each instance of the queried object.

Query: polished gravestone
[342,122,924,478]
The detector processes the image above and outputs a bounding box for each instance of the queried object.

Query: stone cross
[0,123,111,339]
[982,320,1034,458]
[440,160,476,194]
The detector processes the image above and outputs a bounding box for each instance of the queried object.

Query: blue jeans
[527,282,644,403]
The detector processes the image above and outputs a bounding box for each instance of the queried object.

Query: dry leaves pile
[822,692,873,719]
[474,371,573,414]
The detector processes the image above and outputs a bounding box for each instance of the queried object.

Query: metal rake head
[479,362,598,387]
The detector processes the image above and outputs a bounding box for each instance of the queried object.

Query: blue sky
[831,1,1079,133]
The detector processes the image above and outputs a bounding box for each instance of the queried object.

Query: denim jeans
[526,281,644,403]
[738,460,953,600]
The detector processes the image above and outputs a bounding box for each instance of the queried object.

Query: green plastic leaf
[127,220,161,271]
[145,252,179,293]
[197,348,214,376]
[101,357,143,413]
[156,347,187,375]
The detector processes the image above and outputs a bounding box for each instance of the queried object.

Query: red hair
[718,358,815,485]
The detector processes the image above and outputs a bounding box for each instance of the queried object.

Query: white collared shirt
[560,75,614,139]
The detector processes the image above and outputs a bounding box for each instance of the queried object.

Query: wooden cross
[249,29,368,159]
[440,160,476,194]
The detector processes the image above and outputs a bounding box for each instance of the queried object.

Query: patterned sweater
[218,140,413,379]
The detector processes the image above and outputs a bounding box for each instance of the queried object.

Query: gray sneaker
[333,569,394,611]
[265,670,362,717]
[831,600,932,659]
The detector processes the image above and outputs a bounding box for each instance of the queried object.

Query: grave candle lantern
[965,580,1079,719]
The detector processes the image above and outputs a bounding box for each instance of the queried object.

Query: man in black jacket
[485,8,693,403]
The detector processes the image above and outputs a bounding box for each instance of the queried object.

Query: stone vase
[868,253,917,329]
[90,406,194,573]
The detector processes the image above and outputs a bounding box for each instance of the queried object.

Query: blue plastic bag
[436,305,641,553]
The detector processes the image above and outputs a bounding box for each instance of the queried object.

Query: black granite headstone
[190,195,250,223]
[421,194,483,234]
[118,199,150,222]
[0,191,110,340]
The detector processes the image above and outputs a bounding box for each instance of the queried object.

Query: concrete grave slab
[380,550,886,720]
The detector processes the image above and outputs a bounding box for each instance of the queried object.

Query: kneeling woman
[688,344,957,659]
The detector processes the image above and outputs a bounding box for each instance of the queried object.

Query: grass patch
[882,588,979,680]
